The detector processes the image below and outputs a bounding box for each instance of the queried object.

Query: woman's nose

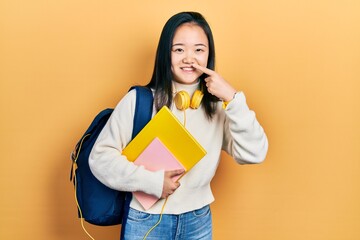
[182,52,195,64]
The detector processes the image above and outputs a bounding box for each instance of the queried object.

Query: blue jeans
[123,205,212,240]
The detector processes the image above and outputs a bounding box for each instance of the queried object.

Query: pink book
[133,137,185,210]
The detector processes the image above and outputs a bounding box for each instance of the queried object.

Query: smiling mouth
[181,67,196,72]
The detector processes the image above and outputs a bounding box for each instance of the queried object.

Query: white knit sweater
[89,81,268,214]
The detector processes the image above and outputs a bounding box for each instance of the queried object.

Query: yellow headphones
[174,90,204,110]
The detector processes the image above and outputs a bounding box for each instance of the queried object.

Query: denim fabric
[123,205,212,240]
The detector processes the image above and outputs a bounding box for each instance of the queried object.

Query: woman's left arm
[222,92,268,164]
[192,63,268,164]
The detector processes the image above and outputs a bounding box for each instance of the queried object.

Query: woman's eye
[173,48,184,53]
[195,48,205,52]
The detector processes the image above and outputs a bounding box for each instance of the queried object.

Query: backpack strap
[130,86,154,139]
[121,86,154,238]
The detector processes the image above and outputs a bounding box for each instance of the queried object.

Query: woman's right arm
[89,89,164,198]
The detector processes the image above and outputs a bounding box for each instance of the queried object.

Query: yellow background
[1,0,359,239]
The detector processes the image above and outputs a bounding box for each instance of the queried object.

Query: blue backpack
[70,86,153,226]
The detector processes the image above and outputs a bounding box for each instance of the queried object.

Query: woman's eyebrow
[172,43,208,47]
[172,43,185,47]
[194,43,207,47]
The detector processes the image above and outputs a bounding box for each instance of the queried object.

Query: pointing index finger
[192,63,215,76]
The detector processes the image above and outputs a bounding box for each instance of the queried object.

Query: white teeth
[182,67,194,71]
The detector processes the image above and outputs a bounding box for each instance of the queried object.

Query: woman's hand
[192,63,237,102]
[161,169,184,199]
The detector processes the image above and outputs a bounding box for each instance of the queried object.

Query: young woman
[89,12,268,239]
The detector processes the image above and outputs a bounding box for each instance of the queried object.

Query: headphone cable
[142,197,169,240]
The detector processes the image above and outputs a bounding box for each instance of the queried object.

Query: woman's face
[171,23,209,85]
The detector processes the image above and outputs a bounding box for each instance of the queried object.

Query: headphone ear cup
[174,91,190,110]
[190,90,204,109]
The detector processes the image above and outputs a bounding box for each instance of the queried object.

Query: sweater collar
[172,80,200,96]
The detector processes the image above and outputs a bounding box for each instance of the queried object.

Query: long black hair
[146,11,218,119]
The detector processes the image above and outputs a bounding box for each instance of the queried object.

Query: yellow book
[122,106,206,171]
